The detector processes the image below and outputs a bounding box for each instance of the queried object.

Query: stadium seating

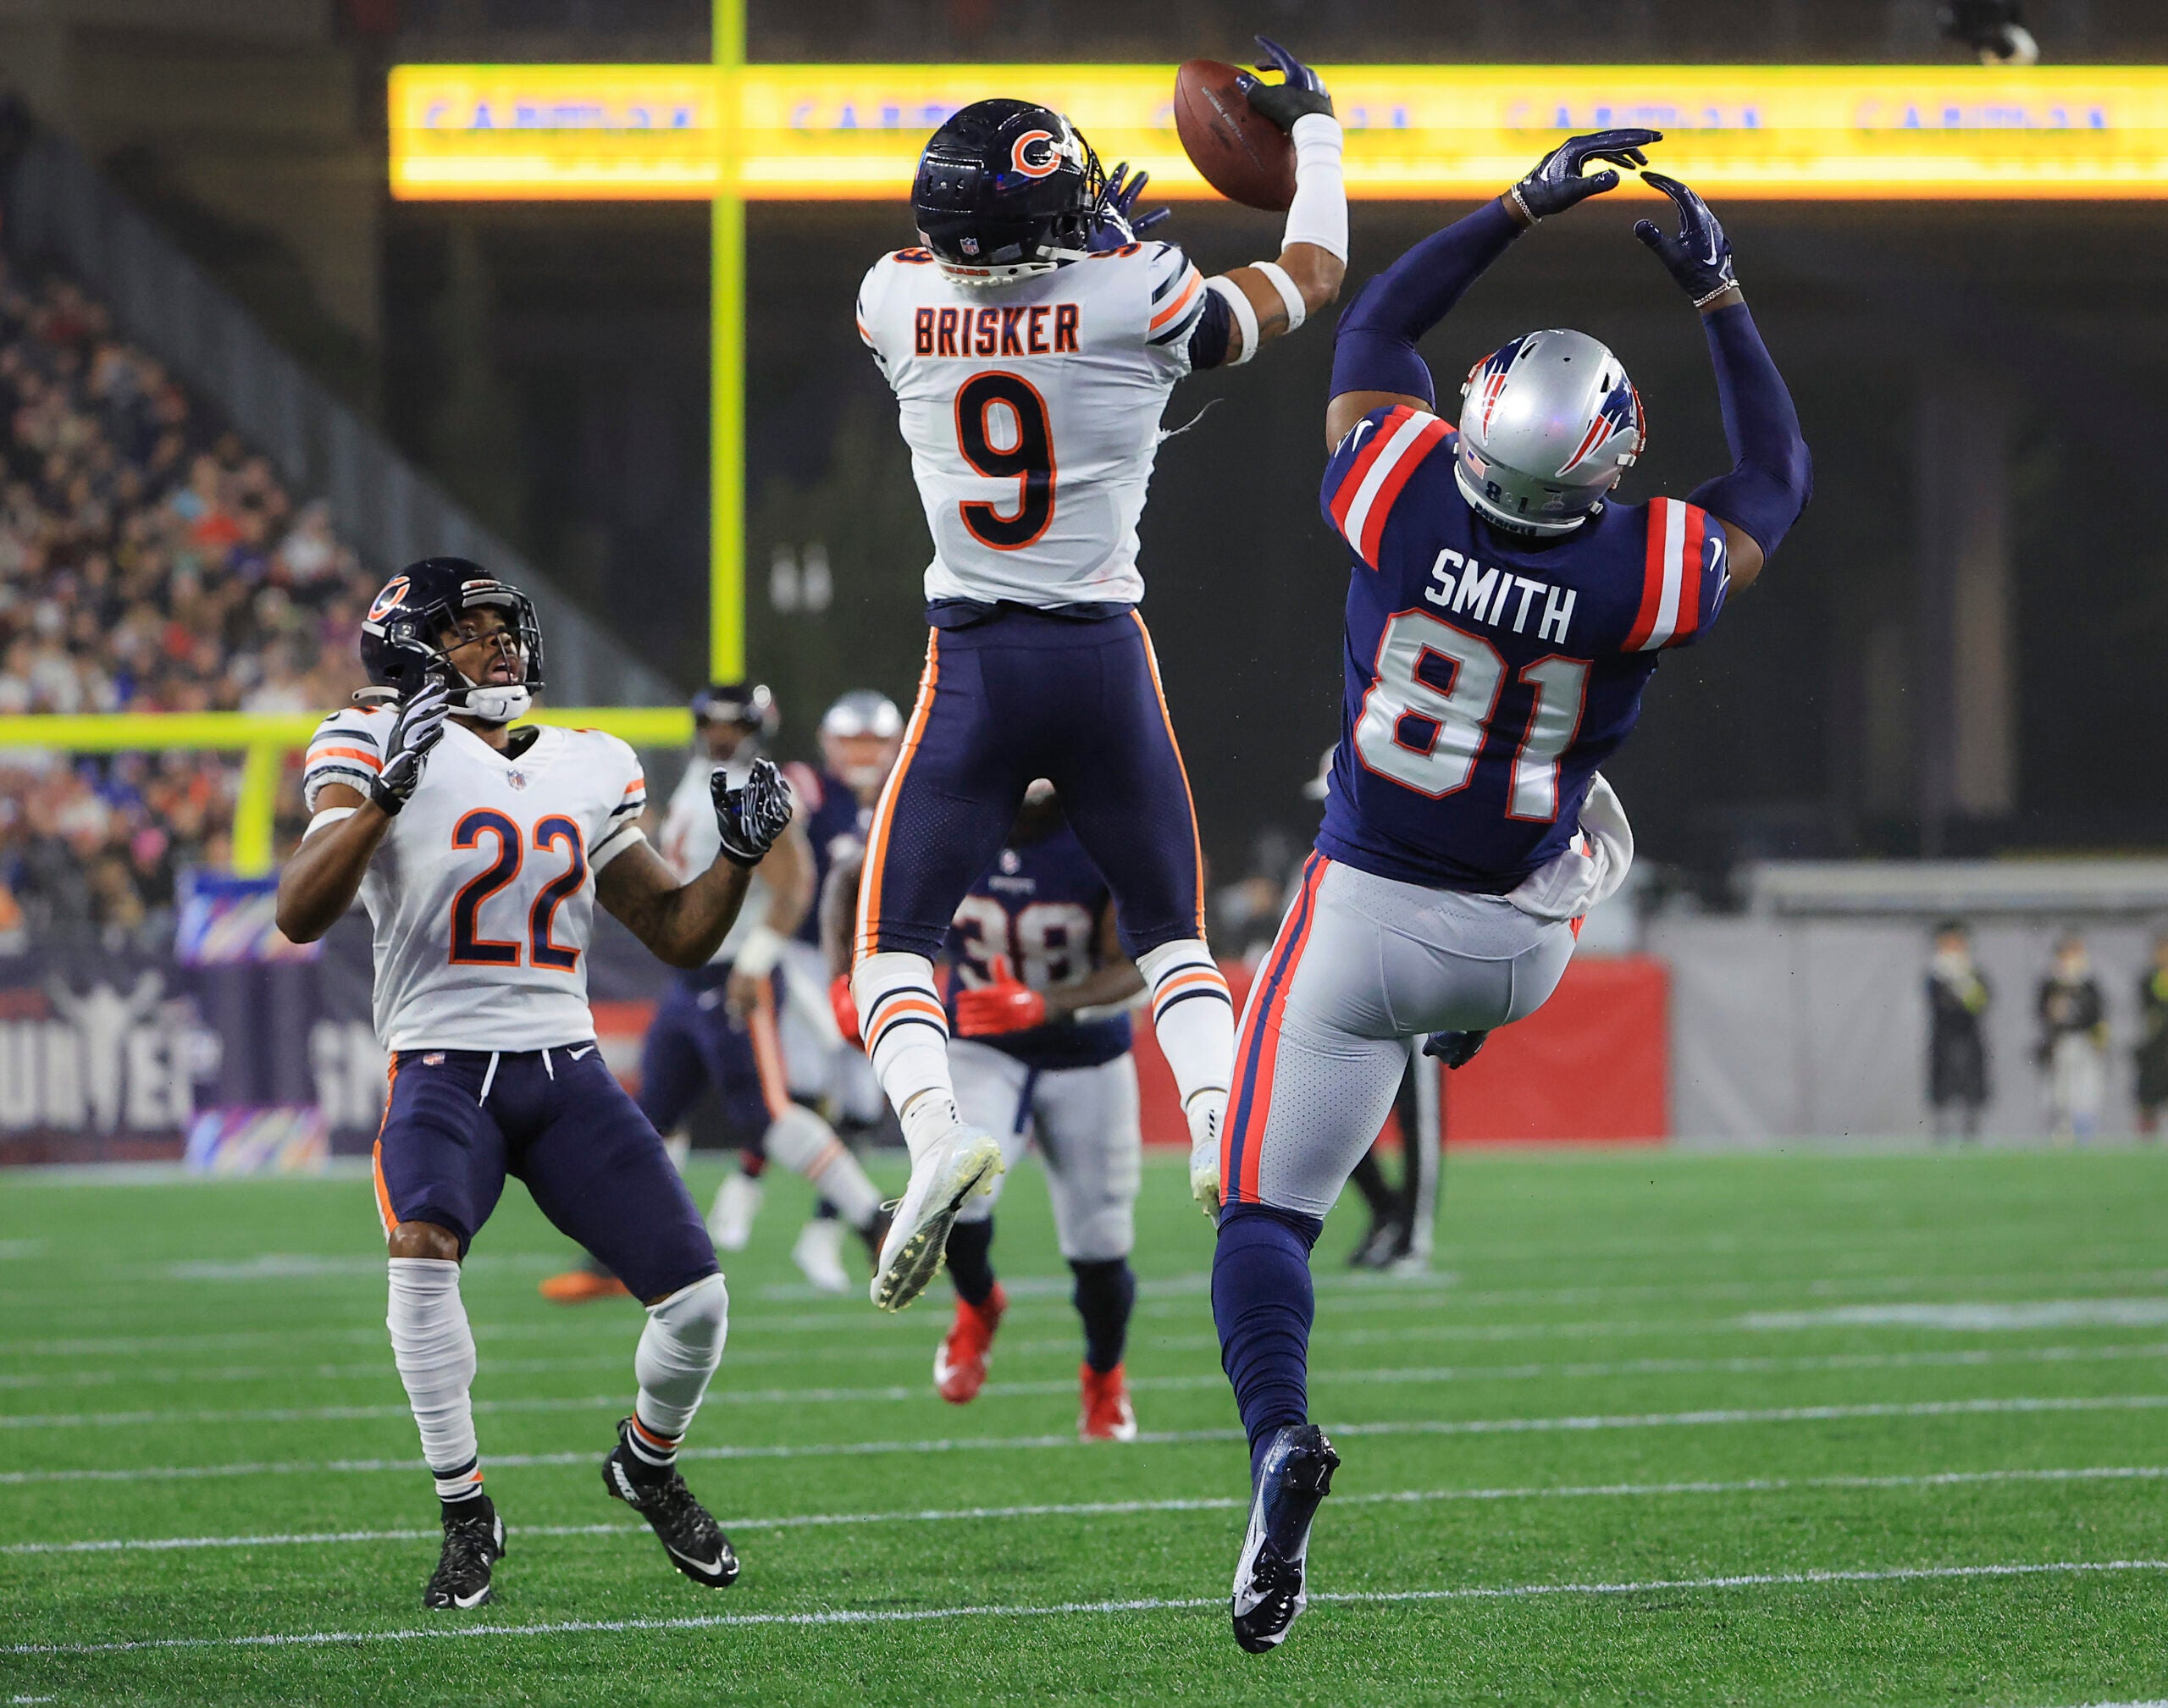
[0,252,384,934]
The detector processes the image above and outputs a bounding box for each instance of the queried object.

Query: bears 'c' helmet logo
[366,575,412,623]
[1009,130,1060,178]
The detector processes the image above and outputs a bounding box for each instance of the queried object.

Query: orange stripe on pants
[748,984,793,1121]
[370,1055,401,1235]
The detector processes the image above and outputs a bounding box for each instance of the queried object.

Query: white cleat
[706,1172,762,1252]
[791,1217,853,1296]
[1231,1423,1339,1653]
[1186,1091,1225,1216]
[869,1125,1004,1313]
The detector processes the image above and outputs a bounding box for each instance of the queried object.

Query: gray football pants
[948,1037,1142,1263]
[1222,855,1576,1219]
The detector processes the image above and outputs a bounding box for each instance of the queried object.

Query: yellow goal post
[0,709,694,877]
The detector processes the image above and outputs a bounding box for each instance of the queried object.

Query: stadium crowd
[0,252,383,939]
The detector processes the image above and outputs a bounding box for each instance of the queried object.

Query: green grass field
[4,1147,2168,1705]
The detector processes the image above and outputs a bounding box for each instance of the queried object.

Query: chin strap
[458,683,532,725]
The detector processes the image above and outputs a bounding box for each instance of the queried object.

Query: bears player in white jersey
[849,40,1348,1312]
[1208,142,1812,1650]
[276,558,795,1610]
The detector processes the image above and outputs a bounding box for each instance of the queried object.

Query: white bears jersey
[855,240,1212,607]
[301,709,648,1052]
[657,751,769,966]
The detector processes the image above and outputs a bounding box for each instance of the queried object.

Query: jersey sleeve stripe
[1326,407,1415,540]
[1147,268,1203,334]
[1627,498,1692,651]
[1668,505,1708,647]
[305,744,383,772]
[1340,412,1450,569]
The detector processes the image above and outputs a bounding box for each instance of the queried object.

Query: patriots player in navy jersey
[933,782,1148,1440]
[1208,136,1812,1652]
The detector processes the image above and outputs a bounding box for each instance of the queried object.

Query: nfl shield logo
[960,235,980,257]
[506,770,528,791]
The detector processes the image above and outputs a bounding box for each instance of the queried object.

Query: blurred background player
[543,682,890,1302]
[847,38,1347,1311]
[1208,138,1811,1651]
[2138,933,2168,1139]
[932,782,1147,1440]
[276,558,793,1608]
[2037,932,2107,1143]
[1926,920,1992,1142]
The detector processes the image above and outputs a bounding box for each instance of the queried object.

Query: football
[1173,58,1297,212]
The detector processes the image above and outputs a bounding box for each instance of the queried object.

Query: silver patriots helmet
[819,689,904,793]
[1454,329,1645,537]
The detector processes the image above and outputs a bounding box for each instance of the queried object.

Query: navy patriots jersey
[1317,404,1728,893]
[945,821,1132,1070]
[786,764,872,948]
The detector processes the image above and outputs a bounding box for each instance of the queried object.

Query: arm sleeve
[590,738,650,871]
[1684,301,1812,560]
[301,710,384,811]
[1318,405,1457,571]
[1618,500,1730,652]
[1328,200,1523,406]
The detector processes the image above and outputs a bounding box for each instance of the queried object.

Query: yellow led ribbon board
[391,64,2168,202]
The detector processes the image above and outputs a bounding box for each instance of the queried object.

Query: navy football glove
[1634,170,1738,307]
[1511,128,1662,222]
[1089,163,1170,252]
[1421,1029,1490,1070]
[711,757,794,868]
[368,672,452,816]
[1237,36,1333,130]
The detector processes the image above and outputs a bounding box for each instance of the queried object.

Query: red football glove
[953,955,1048,1037]
[828,974,864,1051]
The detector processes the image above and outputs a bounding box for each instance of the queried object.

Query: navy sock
[947,1217,997,1307]
[1212,1203,1324,1482]
[1069,1257,1136,1374]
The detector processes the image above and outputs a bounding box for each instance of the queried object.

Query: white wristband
[1253,260,1306,334]
[733,923,786,978]
[1284,112,1348,263]
[1206,275,1258,366]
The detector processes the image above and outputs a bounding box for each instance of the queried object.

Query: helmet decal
[1557,372,1644,478]
[1009,129,1061,178]
[366,576,411,623]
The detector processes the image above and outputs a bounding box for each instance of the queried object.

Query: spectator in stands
[2137,933,2168,1139]
[1926,920,1992,1141]
[2037,933,2108,1143]
[0,251,378,931]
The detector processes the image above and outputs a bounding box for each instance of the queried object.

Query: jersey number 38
[1354,611,1591,823]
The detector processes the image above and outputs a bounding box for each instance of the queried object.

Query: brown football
[1173,58,1297,213]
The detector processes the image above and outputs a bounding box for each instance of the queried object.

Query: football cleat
[1231,1423,1340,1653]
[539,1265,631,1303]
[706,1172,762,1252]
[1077,1362,1138,1442]
[1186,1091,1225,1217]
[423,1494,506,1611]
[856,1203,895,1270]
[791,1218,852,1296]
[870,1124,1004,1313]
[933,1281,1007,1404]
[602,1420,740,1589]
[1348,1214,1412,1271]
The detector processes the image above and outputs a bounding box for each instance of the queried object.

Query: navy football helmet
[357,557,544,723]
[913,99,1104,285]
[692,681,780,739]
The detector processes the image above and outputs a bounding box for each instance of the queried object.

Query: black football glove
[1237,36,1333,130]
[711,757,794,868]
[1634,170,1738,307]
[1422,1029,1490,1070]
[368,672,452,816]
[1089,163,1171,252]
[1511,127,1662,222]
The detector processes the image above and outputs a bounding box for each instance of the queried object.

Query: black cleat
[1231,1424,1339,1653]
[603,1419,740,1588]
[423,1494,506,1611]
[1348,1213,1413,1270]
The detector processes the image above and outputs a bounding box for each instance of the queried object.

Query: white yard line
[5,1393,2166,1486]
[4,1465,2160,1560]
[8,1558,2165,1656]
[8,1342,2167,1432]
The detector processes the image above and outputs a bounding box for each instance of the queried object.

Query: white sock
[1137,939,1235,1120]
[387,1258,481,1503]
[852,951,957,1159]
[763,1103,884,1227]
[629,1272,729,1463]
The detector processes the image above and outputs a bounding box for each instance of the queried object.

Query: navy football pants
[855,607,1204,963]
[372,1045,716,1302]
[638,966,792,1146]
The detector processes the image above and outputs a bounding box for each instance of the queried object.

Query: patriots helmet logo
[1461,336,1527,439]
[1557,371,1646,478]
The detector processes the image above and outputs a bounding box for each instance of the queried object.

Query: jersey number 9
[954,373,1055,550]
